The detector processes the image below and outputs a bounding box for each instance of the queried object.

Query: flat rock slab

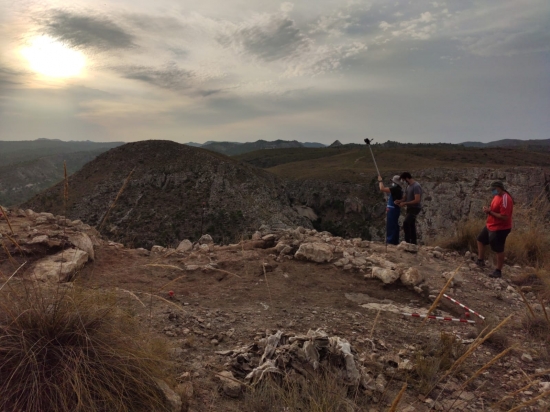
[31,248,89,282]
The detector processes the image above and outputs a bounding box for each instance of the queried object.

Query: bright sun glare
[21,36,85,78]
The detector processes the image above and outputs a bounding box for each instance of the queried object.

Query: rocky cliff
[414,166,550,240]
[286,179,381,239]
[22,141,311,248]
[287,167,549,243]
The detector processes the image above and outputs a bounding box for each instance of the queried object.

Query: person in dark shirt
[378,175,403,245]
[395,172,422,245]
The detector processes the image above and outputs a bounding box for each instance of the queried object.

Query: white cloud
[388,11,438,40]
[379,21,391,31]
[281,2,294,13]
[283,41,367,77]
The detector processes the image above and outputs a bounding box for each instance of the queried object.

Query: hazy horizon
[3,136,550,147]
[1,0,549,145]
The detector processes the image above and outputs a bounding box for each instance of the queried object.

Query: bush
[0,285,173,412]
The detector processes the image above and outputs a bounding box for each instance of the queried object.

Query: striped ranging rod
[443,294,485,320]
[403,313,477,324]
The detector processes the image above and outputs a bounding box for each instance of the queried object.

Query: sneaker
[489,269,502,278]
[475,259,485,268]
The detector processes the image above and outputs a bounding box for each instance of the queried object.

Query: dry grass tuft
[0,284,173,412]
[460,345,516,389]
[521,310,550,343]
[421,267,458,326]
[446,314,512,380]
[505,193,550,267]
[388,382,407,412]
[437,218,485,253]
[475,314,510,349]
[414,332,465,395]
[98,167,135,231]
[0,204,15,234]
[506,389,550,412]
[242,372,368,412]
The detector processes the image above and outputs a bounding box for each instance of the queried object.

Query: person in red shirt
[476,181,514,278]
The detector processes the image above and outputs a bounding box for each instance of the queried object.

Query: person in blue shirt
[378,175,403,245]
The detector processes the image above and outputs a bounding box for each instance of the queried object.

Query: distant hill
[184,139,326,155]
[303,142,326,148]
[201,139,304,156]
[0,139,124,166]
[461,138,550,149]
[22,140,311,247]
[184,142,204,147]
[234,147,347,169]
[235,145,550,183]
[0,140,124,206]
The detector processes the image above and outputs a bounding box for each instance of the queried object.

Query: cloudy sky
[0,0,549,145]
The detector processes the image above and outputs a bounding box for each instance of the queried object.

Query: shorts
[477,226,511,253]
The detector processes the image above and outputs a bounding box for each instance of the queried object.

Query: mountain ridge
[22,140,311,248]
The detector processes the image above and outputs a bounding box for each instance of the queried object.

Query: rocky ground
[1,207,549,412]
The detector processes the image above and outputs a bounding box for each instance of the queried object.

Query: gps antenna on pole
[365,138,388,251]
[364,138,381,177]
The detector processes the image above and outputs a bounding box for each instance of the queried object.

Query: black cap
[490,181,505,190]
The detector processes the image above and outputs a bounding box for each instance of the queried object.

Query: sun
[21,36,85,78]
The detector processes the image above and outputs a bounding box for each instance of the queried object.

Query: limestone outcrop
[31,249,89,282]
[1,209,98,283]
[413,167,549,240]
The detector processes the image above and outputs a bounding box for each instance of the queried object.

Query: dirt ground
[1,212,550,412]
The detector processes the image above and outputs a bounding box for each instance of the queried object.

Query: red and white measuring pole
[403,313,477,324]
[443,294,485,320]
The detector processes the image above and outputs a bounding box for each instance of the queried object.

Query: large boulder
[294,243,333,263]
[31,248,89,282]
[400,267,424,286]
[176,239,193,252]
[154,379,183,412]
[216,371,242,398]
[293,205,318,221]
[372,267,400,284]
[68,232,95,261]
[199,234,214,245]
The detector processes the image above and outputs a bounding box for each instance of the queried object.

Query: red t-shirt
[487,192,513,231]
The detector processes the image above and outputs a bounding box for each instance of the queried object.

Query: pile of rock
[261,228,425,287]
[216,329,381,398]
[142,227,428,289]
[1,208,98,283]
